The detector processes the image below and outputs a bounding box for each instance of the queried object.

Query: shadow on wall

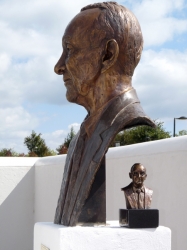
[0,167,34,250]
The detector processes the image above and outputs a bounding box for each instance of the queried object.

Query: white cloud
[0,106,38,153]
[133,0,184,20]
[42,130,67,152]
[0,0,106,110]
[68,123,81,133]
[0,0,102,36]
[0,53,67,107]
[142,18,187,47]
[43,123,80,152]
[0,0,89,153]
[1,0,185,111]
[133,48,187,119]
[131,0,187,47]
[0,53,11,74]
[0,0,186,152]
[0,106,38,131]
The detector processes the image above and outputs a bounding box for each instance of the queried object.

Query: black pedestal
[119,209,159,228]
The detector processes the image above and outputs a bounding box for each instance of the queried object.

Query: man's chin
[66,91,78,103]
[134,182,143,188]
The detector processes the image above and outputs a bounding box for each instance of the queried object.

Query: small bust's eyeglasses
[132,171,146,177]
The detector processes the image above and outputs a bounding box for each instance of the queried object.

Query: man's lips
[63,77,71,82]
[63,72,71,82]
[63,77,72,88]
[63,75,72,87]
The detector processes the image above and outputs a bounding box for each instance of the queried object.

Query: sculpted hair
[81,2,143,76]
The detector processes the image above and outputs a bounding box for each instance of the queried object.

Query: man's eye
[66,44,73,53]
[133,171,145,176]
[133,172,138,176]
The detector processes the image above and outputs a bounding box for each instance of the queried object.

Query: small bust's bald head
[130,163,146,173]
[129,163,147,188]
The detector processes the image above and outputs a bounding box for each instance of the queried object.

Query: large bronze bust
[54,2,155,226]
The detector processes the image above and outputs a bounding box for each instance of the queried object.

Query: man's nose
[54,53,65,75]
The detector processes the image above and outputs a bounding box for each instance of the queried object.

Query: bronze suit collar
[82,88,155,138]
[122,183,153,209]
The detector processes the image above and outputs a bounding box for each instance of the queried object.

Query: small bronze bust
[121,163,153,209]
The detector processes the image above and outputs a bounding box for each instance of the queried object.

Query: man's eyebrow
[62,36,72,44]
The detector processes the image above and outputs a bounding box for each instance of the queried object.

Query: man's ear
[101,39,119,74]
[129,173,132,179]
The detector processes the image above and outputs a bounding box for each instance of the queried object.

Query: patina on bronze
[54,2,155,226]
[121,163,153,209]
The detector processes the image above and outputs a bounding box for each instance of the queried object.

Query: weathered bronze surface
[78,156,106,225]
[121,163,153,209]
[54,2,155,226]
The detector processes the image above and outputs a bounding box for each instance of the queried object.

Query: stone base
[34,222,171,250]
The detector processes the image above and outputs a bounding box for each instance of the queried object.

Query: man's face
[54,9,105,103]
[130,165,147,188]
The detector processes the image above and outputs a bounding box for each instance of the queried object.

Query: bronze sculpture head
[129,163,147,189]
[122,163,153,209]
[54,2,143,115]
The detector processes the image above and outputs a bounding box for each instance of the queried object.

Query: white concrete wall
[1,136,187,250]
[34,155,66,222]
[0,157,38,250]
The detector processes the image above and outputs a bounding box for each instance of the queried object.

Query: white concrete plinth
[34,221,171,250]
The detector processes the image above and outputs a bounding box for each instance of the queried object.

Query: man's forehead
[133,165,146,172]
[63,8,102,43]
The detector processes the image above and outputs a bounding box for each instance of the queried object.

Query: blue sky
[0,0,187,153]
